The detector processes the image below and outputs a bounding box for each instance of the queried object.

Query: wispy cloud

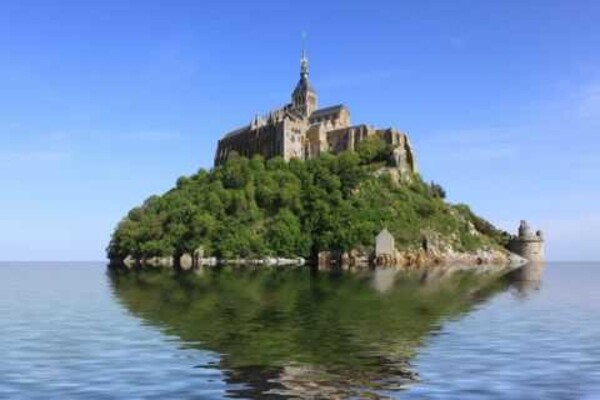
[0,130,74,164]
[0,150,71,163]
[418,128,521,162]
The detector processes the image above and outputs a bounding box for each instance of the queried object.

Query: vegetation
[107,143,507,261]
[429,181,447,199]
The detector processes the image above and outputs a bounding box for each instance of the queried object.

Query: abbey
[214,50,418,175]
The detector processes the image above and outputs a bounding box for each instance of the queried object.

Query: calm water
[0,263,598,399]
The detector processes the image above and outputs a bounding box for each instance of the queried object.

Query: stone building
[507,220,545,263]
[375,228,395,257]
[214,49,417,175]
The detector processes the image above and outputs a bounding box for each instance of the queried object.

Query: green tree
[107,150,507,262]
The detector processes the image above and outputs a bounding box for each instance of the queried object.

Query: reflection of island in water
[108,264,543,398]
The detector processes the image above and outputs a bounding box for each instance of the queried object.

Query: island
[107,49,543,270]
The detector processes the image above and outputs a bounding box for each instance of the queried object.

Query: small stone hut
[375,229,395,257]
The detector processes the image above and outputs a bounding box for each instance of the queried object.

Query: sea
[0,262,598,399]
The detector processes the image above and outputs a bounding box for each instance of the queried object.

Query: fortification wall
[282,118,308,160]
[215,122,284,165]
[507,238,545,263]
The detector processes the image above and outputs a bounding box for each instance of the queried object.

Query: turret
[508,220,545,263]
[518,220,532,238]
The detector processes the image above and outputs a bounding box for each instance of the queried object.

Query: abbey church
[214,49,418,175]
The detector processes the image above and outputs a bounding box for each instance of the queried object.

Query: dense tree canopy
[107,147,506,261]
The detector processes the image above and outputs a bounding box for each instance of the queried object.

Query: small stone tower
[507,220,545,263]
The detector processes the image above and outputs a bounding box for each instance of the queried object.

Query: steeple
[300,35,309,80]
[292,34,317,117]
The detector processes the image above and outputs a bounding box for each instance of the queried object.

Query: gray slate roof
[223,125,250,139]
[310,104,346,120]
[293,76,316,94]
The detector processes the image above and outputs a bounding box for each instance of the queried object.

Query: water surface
[0,262,598,399]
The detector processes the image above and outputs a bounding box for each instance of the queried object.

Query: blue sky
[0,0,598,261]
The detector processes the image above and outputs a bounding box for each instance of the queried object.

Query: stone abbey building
[214,50,418,175]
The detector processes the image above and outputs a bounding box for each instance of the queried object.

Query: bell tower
[292,42,317,117]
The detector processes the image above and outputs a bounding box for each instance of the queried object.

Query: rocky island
[107,50,543,270]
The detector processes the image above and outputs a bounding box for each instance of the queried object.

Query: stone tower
[291,47,317,117]
[507,220,545,263]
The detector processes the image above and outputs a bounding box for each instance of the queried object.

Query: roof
[376,228,393,239]
[292,76,316,94]
[223,125,250,139]
[310,104,346,120]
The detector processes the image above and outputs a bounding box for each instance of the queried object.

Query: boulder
[180,253,193,270]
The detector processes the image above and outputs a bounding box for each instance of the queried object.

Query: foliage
[355,135,394,165]
[429,181,447,199]
[453,203,509,247]
[107,148,506,260]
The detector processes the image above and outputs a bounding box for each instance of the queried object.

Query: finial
[300,32,308,79]
[301,32,307,59]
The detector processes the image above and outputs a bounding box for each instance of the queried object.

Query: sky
[0,0,598,261]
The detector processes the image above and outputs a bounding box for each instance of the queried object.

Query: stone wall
[309,106,351,129]
[305,124,328,158]
[215,121,285,166]
[215,119,419,177]
[313,124,417,174]
[507,238,544,263]
[282,118,308,160]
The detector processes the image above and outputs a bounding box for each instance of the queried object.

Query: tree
[355,136,392,164]
[429,181,447,199]
[107,150,507,262]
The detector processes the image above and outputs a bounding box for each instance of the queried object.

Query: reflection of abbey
[214,50,417,175]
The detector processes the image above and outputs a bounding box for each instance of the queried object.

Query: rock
[340,252,350,267]
[123,255,136,269]
[203,257,218,267]
[318,251,332,269]
[158,256,173,268]
[265,257,277,266]
[193,247,204,268]
[180,253,193,270]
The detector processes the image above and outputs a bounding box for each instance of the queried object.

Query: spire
[300,32,308,79]
[291,32,317,116]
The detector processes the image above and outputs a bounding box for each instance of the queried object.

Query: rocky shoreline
[109,246,528,272]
